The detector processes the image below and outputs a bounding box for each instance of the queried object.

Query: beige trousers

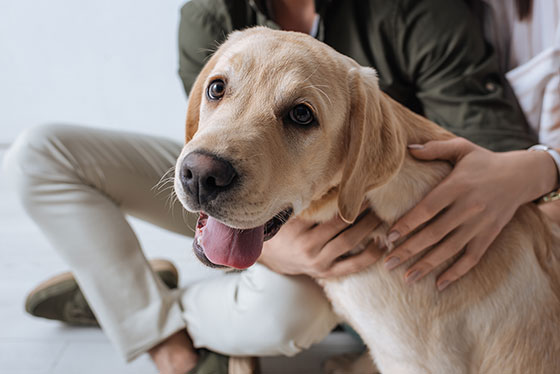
[2,124,338,361]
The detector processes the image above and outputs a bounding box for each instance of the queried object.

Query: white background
[0,0,190,145]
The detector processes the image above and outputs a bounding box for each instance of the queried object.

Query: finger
[402,224,475,284]
[308,206,372,246]
[435,226,500,291]
[321,211,381,260]
[318,240,384,278]
[281,216,316,236]
[408,137,476,163]
[385,202,479,269]
[306,215,351,249]
[386,180,463,245]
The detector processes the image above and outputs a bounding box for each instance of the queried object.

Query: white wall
[0,0,190,144]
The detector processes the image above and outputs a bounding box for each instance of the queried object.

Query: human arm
[178,0,233,95]
[371,0,548,289]
[390,0,536,151]
[384,137,559,290]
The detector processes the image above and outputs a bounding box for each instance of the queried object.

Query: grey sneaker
[187,349,229,374]
[25,259,179,326]
[187,350,260,374]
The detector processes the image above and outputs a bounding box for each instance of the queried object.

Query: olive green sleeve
[177,0,231,96]
[394,0,536,151]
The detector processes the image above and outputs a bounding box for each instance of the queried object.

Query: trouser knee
[3,124,77,212]
[221,268,338,356]
[260,282,337,356]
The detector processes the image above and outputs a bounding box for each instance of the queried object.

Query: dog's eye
[289,104,314,126]
[207,80,226,101]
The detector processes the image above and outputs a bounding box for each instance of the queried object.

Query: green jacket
[177,0,536,151]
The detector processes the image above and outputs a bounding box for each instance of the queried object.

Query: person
[385,0,560,291]
[1,0,547,373]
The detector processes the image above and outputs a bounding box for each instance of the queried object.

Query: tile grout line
[49,340,69,373]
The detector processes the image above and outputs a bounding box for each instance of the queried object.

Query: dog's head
[174,27,405,269]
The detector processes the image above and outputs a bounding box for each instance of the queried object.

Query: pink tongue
[200,217,264,269]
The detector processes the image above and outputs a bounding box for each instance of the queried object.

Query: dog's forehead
[213,30,336,82]
[200,29,351,127]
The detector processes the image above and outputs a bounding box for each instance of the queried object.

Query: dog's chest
[321,265,432,366]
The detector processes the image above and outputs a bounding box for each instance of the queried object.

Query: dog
[174,27,560,373]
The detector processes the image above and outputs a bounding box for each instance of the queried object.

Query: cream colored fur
[175,28,560,373]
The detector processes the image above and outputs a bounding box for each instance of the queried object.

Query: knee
[3,124,74,206]
[265,276,337,356]
[4,124,71,174]
[233,268,338,356]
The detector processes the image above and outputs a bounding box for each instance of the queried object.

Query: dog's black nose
[181,152,237,205]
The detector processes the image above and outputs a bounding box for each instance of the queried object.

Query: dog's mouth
[193,208,293,269]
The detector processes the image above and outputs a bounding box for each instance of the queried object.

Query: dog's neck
[366,96,454,225]
[366,154,451,225]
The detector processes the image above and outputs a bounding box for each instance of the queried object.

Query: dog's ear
[337,67,406,223]
[185,53,221,143]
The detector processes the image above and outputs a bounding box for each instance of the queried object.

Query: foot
[25,258,179,326]
[149,330,199,374]
[150,330,238,374]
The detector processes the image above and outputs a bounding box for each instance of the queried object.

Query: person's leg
[3,123,339,370]
[182,263,340,357]
[3,124,196,362]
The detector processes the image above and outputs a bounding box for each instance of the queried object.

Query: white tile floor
[0,149,364,374]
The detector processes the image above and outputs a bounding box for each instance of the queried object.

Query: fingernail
[405,270,421,284]
[384,256,400,270]
[387,231,400,242]
[407,144,424,150]
[437,280,450,292]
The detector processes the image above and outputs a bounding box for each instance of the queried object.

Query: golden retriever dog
[174,27,560,373]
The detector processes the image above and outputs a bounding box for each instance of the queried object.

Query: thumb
[407,137,475,164]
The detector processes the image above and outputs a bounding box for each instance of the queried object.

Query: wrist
[525,147,559,202]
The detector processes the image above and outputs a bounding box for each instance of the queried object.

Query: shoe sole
[25,271,75,315]
[26,258,179,316]
[150,258,179,287]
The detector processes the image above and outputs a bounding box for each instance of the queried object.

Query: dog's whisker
[155,185,177,199]
[164,192,175,212]
[185,211,196,233]
[303,84,333,105]
[152,166,176,192]
[155,177,175,190]
[181,206,191,229]
[157,183,177,194]
[301,65,320,85]
[308,84,330,88]
[197,39,222,58]
[156,183,177,195]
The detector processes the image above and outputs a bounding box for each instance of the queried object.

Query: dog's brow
[302,84,332,106]
[206,63,234,83]
[273,79,326,111]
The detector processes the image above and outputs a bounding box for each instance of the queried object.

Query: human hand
[383,137,558,291]
[259,210,383,278]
